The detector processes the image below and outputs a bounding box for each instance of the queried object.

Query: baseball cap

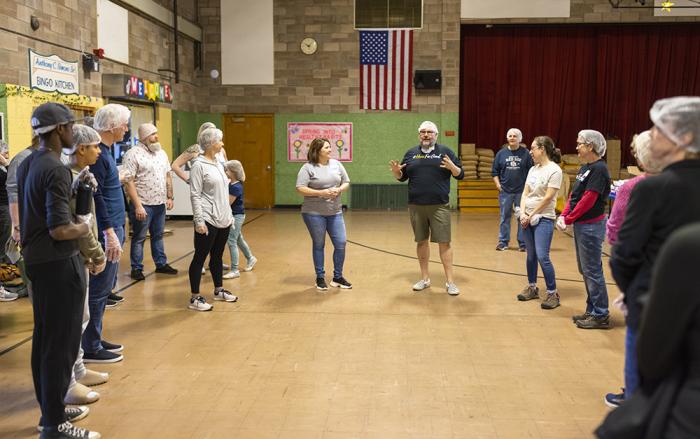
[31,103,78,135]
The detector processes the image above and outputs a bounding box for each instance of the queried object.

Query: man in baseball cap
[30,102,79,135]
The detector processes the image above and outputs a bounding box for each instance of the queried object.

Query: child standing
[223,160,257,278]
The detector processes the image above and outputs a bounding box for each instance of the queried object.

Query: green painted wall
[274,113,460,207]
[171,110,222,156]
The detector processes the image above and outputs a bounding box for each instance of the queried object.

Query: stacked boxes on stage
[476,148,494,180]
[460,143,478,180]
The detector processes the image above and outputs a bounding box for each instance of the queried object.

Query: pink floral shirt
[122,143,171,206]
[607,174,648,246]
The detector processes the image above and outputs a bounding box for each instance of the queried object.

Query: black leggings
[188,222,231,294]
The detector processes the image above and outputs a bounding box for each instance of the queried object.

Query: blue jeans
[83,225,125,354]
[498,191,525,248]
[624,327,639,398]
[302,213,346,279]
[129,203,167,270]
[573,219,609,317]
[227,214,254,270]
[521,218,557,291]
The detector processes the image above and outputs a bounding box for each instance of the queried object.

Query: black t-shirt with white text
[569,159,610,222]
[399,144,464,205]
[17,149,79,265]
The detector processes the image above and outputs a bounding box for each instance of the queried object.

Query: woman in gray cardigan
[187,127,237,311]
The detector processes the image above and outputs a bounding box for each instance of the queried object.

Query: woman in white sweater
[187,127,237,311]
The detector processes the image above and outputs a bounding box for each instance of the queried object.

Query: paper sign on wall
[287,122,353,162]
[28,50,80,95]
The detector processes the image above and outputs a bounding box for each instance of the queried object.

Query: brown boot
[517,285,539,301]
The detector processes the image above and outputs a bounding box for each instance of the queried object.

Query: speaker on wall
[414,70,441,90]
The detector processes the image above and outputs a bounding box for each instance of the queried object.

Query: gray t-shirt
[296,159,350,216]
[523,161,563,220]
[7,148,34,203]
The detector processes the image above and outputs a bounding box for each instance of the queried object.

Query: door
[222,114,275,209]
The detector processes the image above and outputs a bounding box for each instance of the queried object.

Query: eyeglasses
[419,130,436,135]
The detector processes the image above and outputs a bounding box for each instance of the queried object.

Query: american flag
[360,30,413,111]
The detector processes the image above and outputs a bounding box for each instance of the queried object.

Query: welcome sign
[28,50,80,95]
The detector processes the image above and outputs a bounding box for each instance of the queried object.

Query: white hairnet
[649,96,700,153]
[578,129,607,157]
[64,124,101,155]
[418,121,439,134]
[0,140,8,154]
[198,122,216,139]
[632,130,662,174]
[198,128,223,151]
[93,103,131,132]
[507,128,523,143]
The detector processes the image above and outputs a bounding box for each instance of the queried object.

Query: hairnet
[224,160,246,182]
[64,124,101,155]
[649,96,700,153]
[578,129,607,157]
[198,128,223,151]
[93,103,131,132]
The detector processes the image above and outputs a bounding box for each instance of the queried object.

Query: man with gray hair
[390,121,464,295]
[492,128,533,251]
[83,103,130,364]
[122,122,177,281]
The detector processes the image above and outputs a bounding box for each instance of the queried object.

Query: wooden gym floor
[0,210,624,438]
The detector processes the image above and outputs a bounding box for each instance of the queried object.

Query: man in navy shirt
[390,121,464,295]
[492,128,533,251]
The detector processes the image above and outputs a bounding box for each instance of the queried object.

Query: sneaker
[330,277,352,289]
[100,340,123,353]
[78,369,109,387]
[201,267,206,274]
[572,311,592,323]
[0,287,19,301]
[104,299,118,308]
[446,282,460,296]
[107,292,124,303]
[38,406,90,432]
[604,389,625,408]
[155,264,178,274]
[189,295,213,311]
[64,383,99,405]
[496,243,508,251]
[516,285,539,301]
[82,349,123,364]
[130,268,145,281]
[316,278,328,291]
[412,279,431,291]
[213,288,238,302]
[222,270,240,279]
[222,263,230,270]
[41,420,101,438]
[242,256,258,272]
[519,246,527,252]
[541,292,560,310]
[576,314,612,330]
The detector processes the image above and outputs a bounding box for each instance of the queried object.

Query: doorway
[222,114,275,209]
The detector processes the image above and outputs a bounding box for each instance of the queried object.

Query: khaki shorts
[408,204,452,243]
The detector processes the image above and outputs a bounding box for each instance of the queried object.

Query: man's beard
[146,142,161,152]
[421,139,435,149]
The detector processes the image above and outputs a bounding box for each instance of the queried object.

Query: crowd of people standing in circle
[3,95,700,438]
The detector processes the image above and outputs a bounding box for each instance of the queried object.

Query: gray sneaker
[541,292,560,309]
[576,314,612,330]
[517,285,539,301]
[0,287,19,301]
[572,311,592,323]
[446,282,460,296]
[412,279,431,291]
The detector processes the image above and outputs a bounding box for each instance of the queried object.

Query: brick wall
[197,0,461,114]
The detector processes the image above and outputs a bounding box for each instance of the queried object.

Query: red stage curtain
[460,24,700,165]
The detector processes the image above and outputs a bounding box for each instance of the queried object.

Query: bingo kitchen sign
[29,50,80,95]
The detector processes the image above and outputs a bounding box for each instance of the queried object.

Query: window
[355,0,423,29]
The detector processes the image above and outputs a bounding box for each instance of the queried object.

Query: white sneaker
[222,270,240,279]
[57,420,101,439]
[0,287,19,302]
[213,288,238,302]
[446,282,460,296]
[188,295,213,311]
[201,267,206,275]
[222,263,230,270]
[242,256,257,272]
[412,279,431,291]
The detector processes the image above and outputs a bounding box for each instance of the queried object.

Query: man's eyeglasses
[419,130,436,135]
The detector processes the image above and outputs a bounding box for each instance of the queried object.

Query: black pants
[188,222,231,294]
[26,255,86,428]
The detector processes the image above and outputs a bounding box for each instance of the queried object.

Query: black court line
[347,238,618,286]
[0,213,266,358]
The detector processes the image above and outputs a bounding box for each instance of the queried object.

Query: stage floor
[0,210,622,438]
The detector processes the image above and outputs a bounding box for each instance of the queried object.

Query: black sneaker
[330,277,352,289]
[155,264,178,274]
[83,349,123,364]
[38,406,90,432]
[496,243,508,251]
[108,292,124,303]
[519,246,527,252]
[604,389,625,408]
[40,420,100,438]
[130,269,145,281]
[316,278,328,291]
[101,340,123,353]
[104,299,118,308]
